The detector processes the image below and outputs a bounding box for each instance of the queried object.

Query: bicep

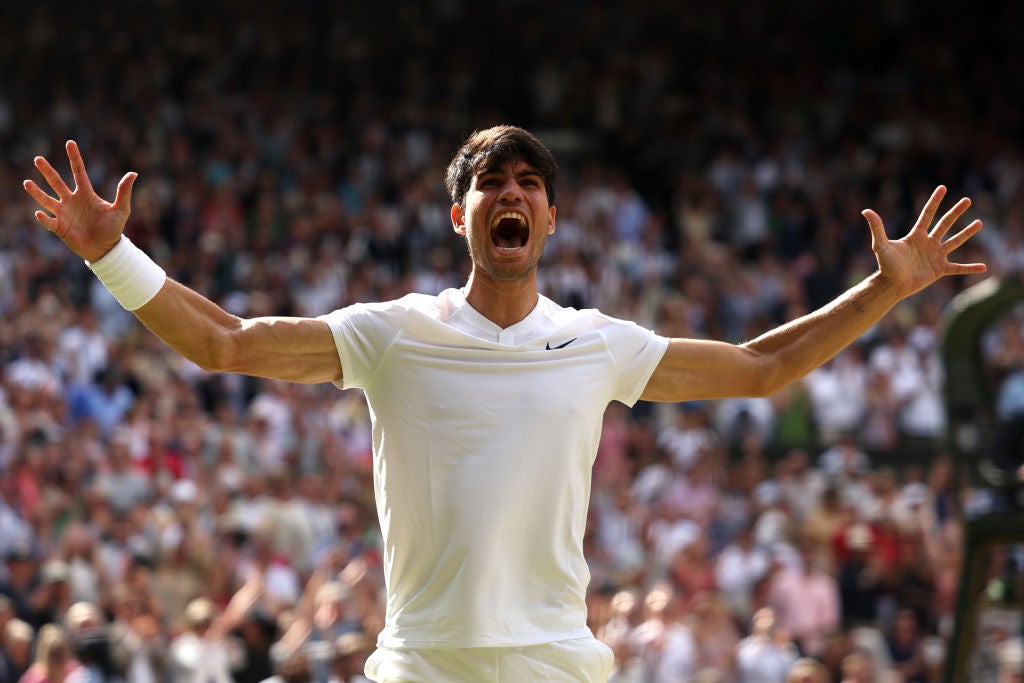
[640,338,769,402]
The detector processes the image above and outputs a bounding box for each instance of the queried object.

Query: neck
[463,270,540,329]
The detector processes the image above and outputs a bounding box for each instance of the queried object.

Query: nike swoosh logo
[545,337,577,350]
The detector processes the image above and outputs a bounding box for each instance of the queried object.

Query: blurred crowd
[2,1,1024,682]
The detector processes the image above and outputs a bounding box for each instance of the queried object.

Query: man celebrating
[24,126,984,682]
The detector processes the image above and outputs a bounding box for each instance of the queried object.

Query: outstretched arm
[642,185,986,402]
[24,140,343,384]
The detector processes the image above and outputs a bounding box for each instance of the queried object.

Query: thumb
[862,209,888,250]
[112,172,138,213]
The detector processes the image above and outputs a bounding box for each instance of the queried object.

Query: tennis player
[24,126,985,682]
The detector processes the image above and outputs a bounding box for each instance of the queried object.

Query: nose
[498,177,524,202]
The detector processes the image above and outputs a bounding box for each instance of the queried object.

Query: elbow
[194,354,229,374]
[183,326,243,374]
[204,335,245,374]
[747,355,789,397]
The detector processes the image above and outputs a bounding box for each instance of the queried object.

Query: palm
[61,190,126,254]
[875,230,947,295]
[863,186,985,299]
[24,140,136,262]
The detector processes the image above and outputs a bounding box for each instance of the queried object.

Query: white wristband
[85,236,167,311]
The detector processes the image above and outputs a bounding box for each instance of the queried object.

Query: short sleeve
[596,317,670,406]
[318,301,407,390]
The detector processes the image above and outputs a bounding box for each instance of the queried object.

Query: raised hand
[862,185,986,299]
[23,140,137,262]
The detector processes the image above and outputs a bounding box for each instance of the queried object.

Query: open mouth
[490,212,529,251]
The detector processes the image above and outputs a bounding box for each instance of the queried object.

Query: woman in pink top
[17,624,85,683]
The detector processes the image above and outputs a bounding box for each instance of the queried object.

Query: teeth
[491,212,527,229]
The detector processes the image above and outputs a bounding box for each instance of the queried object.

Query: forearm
[742,272,902,394]
[133,278,242,370]
[81,235,342,383]
[643,272,909,402]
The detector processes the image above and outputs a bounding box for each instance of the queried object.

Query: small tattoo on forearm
[852,299,865,313]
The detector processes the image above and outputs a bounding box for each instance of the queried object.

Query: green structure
[939,275,1024,682]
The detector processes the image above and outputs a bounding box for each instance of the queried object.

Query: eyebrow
[476,165,542,180]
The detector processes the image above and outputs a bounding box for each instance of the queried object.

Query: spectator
[168,598,246,683]
[106,583,167,683]
[1,619,34,683]
[17,623,84,683]
[630,585,698,683]
[836,523,886,629]
[662,453,721,529]
[598,589,644,683]
[657,402,718,473]
[818,432,872,489]
[839,649,879,683]
[66,369,135,439]
[33,560,75,638]
[59,523,105,607]
[861,365,900,452]
[92,435,151,515]
[327,632,373,683]
[63,601,115,683]
[275,575,361,683]
[734,608,798,683]
[714,521,771,622]
[800,486,849,572]
[236,524,302,618]
[688,592,741,677]
[785,657,829,683]
[54,306,109,388]
[592,484,648,588]
[774,449,826,522]
[885,607,929,683]
[232,610,278,683]
[714,396,776,455]
[802,348,868,446]
[4,334,62,399]
[0,542,45,628]
[765,539,840,658]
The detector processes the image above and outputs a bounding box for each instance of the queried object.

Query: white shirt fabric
[320,288,668,649]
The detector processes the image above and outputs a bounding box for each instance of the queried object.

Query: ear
[451,204,466,235]
[547,205,557,235]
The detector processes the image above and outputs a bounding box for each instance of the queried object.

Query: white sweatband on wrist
[85,235,167,311]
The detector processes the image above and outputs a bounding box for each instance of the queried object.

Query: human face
[451,159,556,283]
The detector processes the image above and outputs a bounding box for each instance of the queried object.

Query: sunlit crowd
[2,2,1023,681]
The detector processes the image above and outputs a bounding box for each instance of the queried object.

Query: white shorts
[364,637,615,682]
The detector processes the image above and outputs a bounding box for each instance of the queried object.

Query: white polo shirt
[320,288,669,649]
